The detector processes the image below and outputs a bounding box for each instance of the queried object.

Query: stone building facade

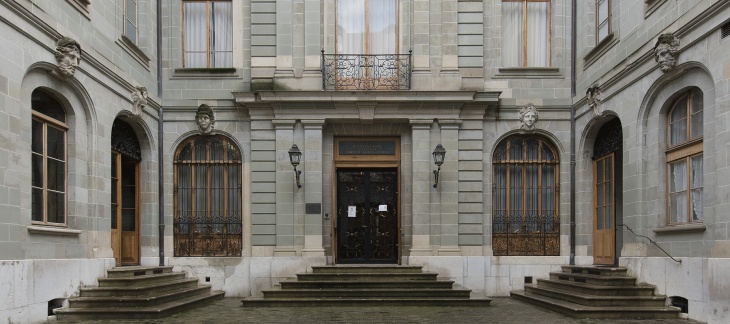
[0,0,728,323]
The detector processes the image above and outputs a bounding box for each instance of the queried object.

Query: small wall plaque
[339,140,396,155]
[305,203,321,214]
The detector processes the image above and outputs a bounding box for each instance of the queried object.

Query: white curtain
[501,2,523,67]
[527,2,549,67]
[184,2,207,68]
[337,0,365,54]
[369,0,396,54]
[211,1,232,68]
[691,155,703,221]
[670,160,688,223]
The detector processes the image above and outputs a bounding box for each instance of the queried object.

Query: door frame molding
[332,137,400,264]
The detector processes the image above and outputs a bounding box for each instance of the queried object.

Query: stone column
[302,119,326,256]
[410,120,433,255]
[273,120,296,256]
[274,0,294,78]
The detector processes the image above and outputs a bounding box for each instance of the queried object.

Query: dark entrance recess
[336,168,398,264]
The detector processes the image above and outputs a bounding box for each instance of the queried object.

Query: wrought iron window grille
[321,50,412,91]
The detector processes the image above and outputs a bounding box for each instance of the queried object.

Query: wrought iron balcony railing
[322,51,411,90]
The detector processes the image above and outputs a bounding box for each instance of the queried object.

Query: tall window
[667,89,703,224]
[596,0,611,44]
[336,0,397,54]
[124,0,138,45]
[502,0,551,67]
[183,0,232,68]
[31,89,67,225]
[492,135,559,256]
[174,135,242,257]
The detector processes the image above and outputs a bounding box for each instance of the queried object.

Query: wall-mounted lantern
[432,144,446,188]
[288,144,302,188]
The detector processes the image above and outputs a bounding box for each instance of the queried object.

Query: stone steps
[510,265,679,319]
[242,265,491,307]
[55,266,224,320]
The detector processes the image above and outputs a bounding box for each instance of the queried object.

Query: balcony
[322,51,411,91]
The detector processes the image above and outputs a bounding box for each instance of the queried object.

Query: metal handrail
[618,223,681,263]
[321,50,412,90]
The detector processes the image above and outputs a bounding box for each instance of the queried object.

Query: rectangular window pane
[597,205,605,230]
[32,153,43,188]
[669,159,688,223]
[46,159,65,192]
[32,187,43,222]
[526,2,550,67]
[501,2,523,67]
[691,110,703,140]
[184,2,207,68]
[112,177,118,229]
[598,22,609,41]
[46,126,65,160]
[211,1,232,67]
[369,0,397,54]
[32,120,43,153]
[691,155,703,221]
[598,0,608,23]
[47,191,64,224]
[337,0,366,53]
[122,209,135,231]
[125,0,137,44]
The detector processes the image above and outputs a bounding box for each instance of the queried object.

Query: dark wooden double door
[336,168,398,264]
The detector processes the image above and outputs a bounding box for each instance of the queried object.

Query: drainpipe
[157,0,165,267]
[569,0,577,266]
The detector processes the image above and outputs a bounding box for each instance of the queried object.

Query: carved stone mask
[195,104,215,134]
[54,37,81,77]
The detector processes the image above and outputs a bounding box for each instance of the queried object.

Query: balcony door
[110,119,141,266]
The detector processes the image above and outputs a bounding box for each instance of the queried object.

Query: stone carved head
[54,36,81,77]
[195,104,215,134]
[586,85,602,117]
[654,33,679,73]
[518,103,539,130]
[131,86,148,117]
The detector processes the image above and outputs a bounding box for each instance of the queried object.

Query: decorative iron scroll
[492,135,560,256]
[592,118,623,159]
[337,169,398,263]
[322,52,411,90]
[112,119,141,161]
[174,135,242,257]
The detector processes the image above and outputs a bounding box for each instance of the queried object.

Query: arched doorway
[592,118,623,265]
[111,118,141,266]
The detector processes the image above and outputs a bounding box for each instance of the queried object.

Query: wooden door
[593,153,615,265]
[112,151,140,266]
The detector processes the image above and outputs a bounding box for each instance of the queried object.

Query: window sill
[172,68,240,79]
[653,224,706,235]
[66,0,91,19]
[646,0,668,18]
[584,33,618,69]
[27,225,82,236]
[117,35,151,69]
[494,67,563,79]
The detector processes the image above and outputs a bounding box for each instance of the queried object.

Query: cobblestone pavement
[53,297,701,324]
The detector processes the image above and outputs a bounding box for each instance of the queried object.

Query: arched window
[666,89,703,224]
[31,89,67,225]
[492,135,559,256]
[174,135,242,256]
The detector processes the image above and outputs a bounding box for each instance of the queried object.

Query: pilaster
[273,120,296,256]
[302,119,326,256]
[410,120,433,255]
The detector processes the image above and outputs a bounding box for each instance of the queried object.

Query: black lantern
[288,144,302,188]
[432,144,446,188]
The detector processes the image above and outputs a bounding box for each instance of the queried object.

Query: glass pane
[670,191,687,223]
[46,159,65,192]
[126,20,137,44]
[32,120,43,153]
[691,155,703,221]
[670,160,687,192]
[47,191,64,223]
[691,189,702,222]
[122,209,135,231]
[598,0,609,22]
[597,206,605,230]
[597,181,605,206]
[369,0,397,54]
[126,0,137,23]
[32,89,65,122]
[606,156,613,181]
[111,176,118,229]
[691,90,703,114]
[598,22,609,41]
[691,110,703,140]
[46,126,65,160]
[669,99,688,146]
[32,153,43,188]
[337,0,366,53]
[509,138,523,160]
[526,139,539,160]
[596,159,604,183]
[526,2,550,67]
[32,187,43,222]
[122,184,135,208]
[184,2,207,67]
[211,1,232,67]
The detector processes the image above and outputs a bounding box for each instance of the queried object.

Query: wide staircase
[510,265,679,319]
[55,266,224,320]
[241,265,491,307]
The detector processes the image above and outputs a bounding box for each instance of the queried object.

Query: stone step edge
[80,278,200,293]
[510,290,679,314]
[71,285,211,303]
[55,291,224,317]
[241,297,492,307]
[537,278,656,292]
[549,271,638,282]
[524,284,667,303]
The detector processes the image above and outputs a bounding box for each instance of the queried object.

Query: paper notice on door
[378,205,388,212]
[348,206,357,217]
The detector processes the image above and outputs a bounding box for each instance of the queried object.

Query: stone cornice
[234,91,501,104]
